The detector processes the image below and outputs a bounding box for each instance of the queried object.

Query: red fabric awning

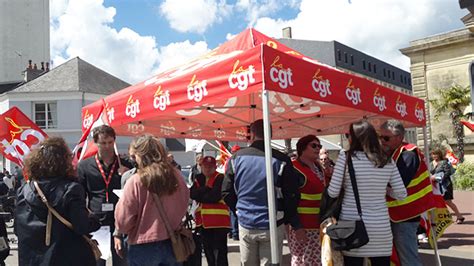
[82,29,426,141]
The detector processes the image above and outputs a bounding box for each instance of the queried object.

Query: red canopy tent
[82,28,432,264]
[82,28,426,140]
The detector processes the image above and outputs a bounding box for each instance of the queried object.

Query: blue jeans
[230,211,239,239]
[128,239,181,266]
[391,221,422,266]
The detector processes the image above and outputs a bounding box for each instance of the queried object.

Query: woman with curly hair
[115,135,189,265]
[15,137,101,266]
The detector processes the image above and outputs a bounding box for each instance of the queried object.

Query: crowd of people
[7,118,466,266]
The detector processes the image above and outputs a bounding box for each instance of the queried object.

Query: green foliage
[452,162,474,191]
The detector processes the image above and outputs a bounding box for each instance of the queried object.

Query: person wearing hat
[190,156,231,266]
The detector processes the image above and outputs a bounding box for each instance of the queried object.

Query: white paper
[91,225,111,260]
[113,189,124,198]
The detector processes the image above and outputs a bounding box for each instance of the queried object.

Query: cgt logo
[345,79,362,105]
[395,96,408,117]
[187,75,208,102]
[106,106,115,123]
[311,69,331,98]
[82,110,94,129]
[214,129,226,139]
[269,56,293,89]
[1,117,45,163]
[153,86,171,111]
[373,88,387,111]
[228,60,256,91]
[190,127,202,138]
[125,95,140,118]
[415,102,424,121]
[235,128,247,140]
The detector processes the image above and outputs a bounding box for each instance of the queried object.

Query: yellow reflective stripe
[387,185,433,207]
[300,193,322,201]
[297,207,320,214]
[407,171,429,188]
[201,209,230,215]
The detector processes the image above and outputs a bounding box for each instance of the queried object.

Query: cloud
[253,0,466,70]
[50,0,211,84]
[160,0,231,34]
[236,0,302,25]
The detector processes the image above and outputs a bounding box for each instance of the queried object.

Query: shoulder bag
[152,193,195,262]
[32,181,102,260]
[325,153,369,251]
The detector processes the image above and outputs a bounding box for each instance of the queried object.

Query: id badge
[102,203,114,212]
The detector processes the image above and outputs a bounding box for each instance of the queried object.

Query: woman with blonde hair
[115,135,189,265]
[16,137,101,266]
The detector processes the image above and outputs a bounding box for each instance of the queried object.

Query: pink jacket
[115,170,189,245]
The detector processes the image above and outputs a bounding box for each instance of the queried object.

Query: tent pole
[422,126,442,266]
[262,90,280,266]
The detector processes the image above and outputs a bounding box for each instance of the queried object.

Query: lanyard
[95,154,117,202]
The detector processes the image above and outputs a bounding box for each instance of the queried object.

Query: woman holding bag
[16,137,101,266]
[327,120,407,266]
[115,135,189,266]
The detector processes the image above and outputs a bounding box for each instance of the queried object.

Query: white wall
[0,0,50,84]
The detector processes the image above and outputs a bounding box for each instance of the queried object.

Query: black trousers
[343,256,390,266]
[200,228,229,266]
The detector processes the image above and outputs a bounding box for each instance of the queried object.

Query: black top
[78,155,132,227]
[16,178,100,266]
[190,172,224,204]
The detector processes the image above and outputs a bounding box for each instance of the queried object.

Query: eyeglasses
[309,143,323,149]
[379,135,393,142]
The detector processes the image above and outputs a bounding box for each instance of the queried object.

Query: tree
[429,84,471,162]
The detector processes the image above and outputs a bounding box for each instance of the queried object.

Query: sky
[50,0,468,85]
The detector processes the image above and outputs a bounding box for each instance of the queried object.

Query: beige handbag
[33,181,102,261]
[152,193,195,262]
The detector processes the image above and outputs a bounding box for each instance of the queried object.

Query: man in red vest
[380,120,435,266]
[190,156,230,266]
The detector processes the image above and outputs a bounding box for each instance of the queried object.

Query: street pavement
[4,191,473,265]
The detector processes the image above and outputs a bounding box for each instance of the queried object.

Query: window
[383,68,386,77]
[368,62,372,72]
[362,60,366,69]
[344,52,348,63]
[350,55,354,65]
[337,50,341,61]
[373,64,377,73]
[34,102,57,129]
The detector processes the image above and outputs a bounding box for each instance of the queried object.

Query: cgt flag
[0,107,48,168]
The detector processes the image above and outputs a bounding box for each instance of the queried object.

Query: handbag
[320,154,347,222]
[152,193,196,262]
[33,181,102,260]
[325,153,369,251]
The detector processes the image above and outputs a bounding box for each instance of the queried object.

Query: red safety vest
[292,160,324,229]
[194,172,231,229]
[387,143,436,222]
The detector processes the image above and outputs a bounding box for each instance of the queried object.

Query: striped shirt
[328,150,407,257]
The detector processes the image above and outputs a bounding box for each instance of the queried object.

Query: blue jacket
[222,140,301,230]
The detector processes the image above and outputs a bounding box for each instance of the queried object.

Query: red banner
[0,107,48,167]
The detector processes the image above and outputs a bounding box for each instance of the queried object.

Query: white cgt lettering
[345,88,362,105]
[1,129,45,162]
[415,108,424,121]
[312,79,331,98]
[228,66,256,91]
[373,96,387,111]
[153,91,171,111]
[270,67,293,89]
[187,81,208,102]
[83,115,93,129]
[125,100,140,118]
[396,102,408,117]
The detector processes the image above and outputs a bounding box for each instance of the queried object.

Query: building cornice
[400,28,474,56]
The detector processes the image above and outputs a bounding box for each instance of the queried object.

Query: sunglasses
[309,143,323,149]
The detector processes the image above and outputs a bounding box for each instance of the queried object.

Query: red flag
[0,107,48,168]
[445,150,459,167]
[72,100,108,167]
[460,120,474,132]
[215,140,231,165]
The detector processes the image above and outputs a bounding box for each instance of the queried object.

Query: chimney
[24,61,44,82]
[282,27,292,38]
[46,62,50,72]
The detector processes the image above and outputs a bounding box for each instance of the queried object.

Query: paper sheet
[113,189,124,198]
[91,225,111,260]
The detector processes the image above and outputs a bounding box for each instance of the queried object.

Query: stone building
[400,1,474,161]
